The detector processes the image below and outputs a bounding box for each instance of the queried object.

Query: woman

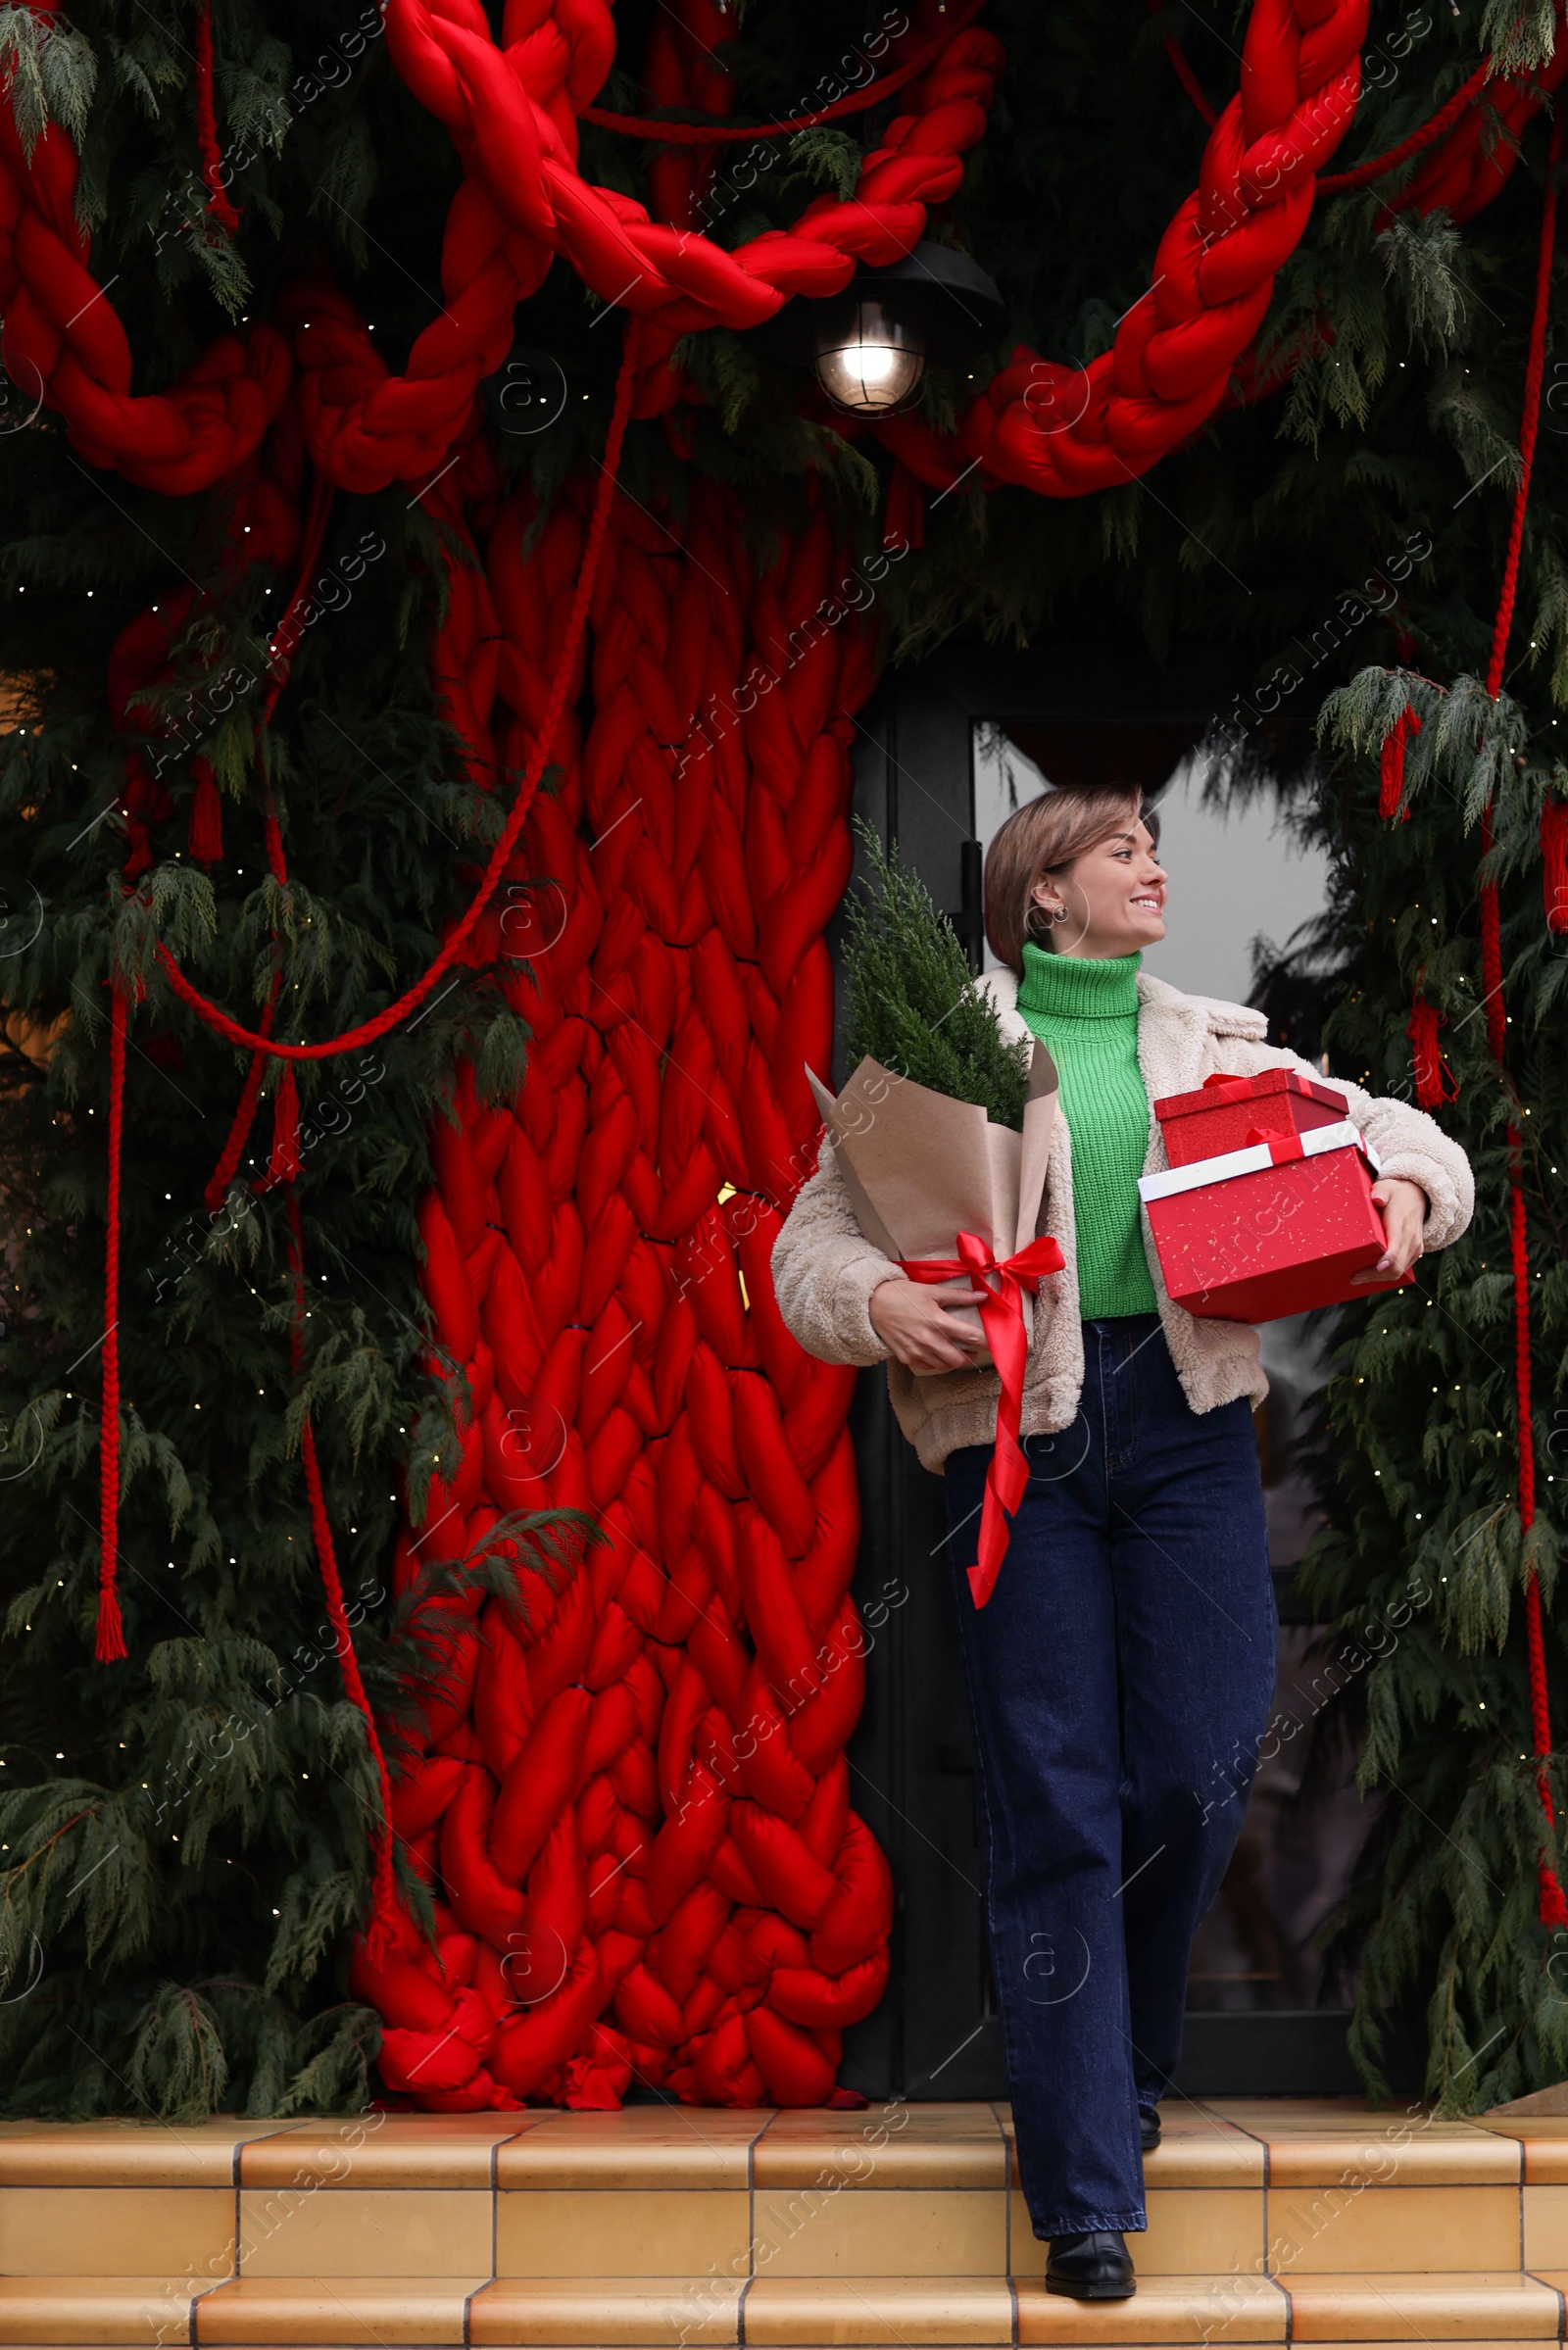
[770,784,1472,2299]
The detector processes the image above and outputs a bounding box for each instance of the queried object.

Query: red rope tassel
[1543,797,1568,935]
[1379,705,1420,821]
[193,0,239,232]
[262,1066,302,1192]
[188,759,223,865]
[1405,994,1457,1109]
[97,980,129,1663]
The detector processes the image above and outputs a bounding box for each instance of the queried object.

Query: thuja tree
[4,0,1568,2114]
[0,0,599,2115]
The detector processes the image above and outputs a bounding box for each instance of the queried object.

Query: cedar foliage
[2,0,1568,2114]
[841,820,1030,1128]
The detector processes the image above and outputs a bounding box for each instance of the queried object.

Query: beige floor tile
[193,2276,484,2344]
[1207,2103,1404,2130]
[0,2189,237,2279]
[496,2189,750,2277]
[761,2105,998,2139]
[237,2185,491,2277]
[1006,2126,1264,2193]
[468,2277,743,2345]
[1266,2185,1520,2274]
[0,2124,291,2188]
[1524,2183,1568,2264]
[496,2114,761,2191]
[1145,2127,1268,2190]
[743,2276,1013,2344]
[1010,2190,1265,2280]
[1286,2273,1562,2339]
[0,2277,203,2345]
[241,2115,533,2190]
[1016,2270,1288,2342]
[755,2108,1005,2190]
[750,2187,1006,2277]
[1262,2130,1521,2188]
[1485,2122,1568,2184]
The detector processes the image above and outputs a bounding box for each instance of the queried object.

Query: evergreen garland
[2,0,1568,2112]
[841,819,1030,1128]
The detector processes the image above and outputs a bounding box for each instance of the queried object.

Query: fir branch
[0,6,97,162]
[841,819,1029,1129]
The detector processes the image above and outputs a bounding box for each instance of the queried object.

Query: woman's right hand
[868,1276,990,1374]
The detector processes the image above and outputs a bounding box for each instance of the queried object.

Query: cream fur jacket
[769,965,1475,1472]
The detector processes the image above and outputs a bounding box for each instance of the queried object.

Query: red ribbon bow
[1244,1123,1306,1165]
[901,1230,1066,1608]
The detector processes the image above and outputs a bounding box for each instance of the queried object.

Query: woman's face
[1030,818,1168,958]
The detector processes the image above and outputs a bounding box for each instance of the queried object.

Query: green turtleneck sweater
[1015,941,1158,1319]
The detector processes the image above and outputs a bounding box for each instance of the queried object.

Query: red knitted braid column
[353,464,893,2109]
[1477,117,1566,1931]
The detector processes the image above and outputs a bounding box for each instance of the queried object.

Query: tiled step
[1,2270,1567,2346]
[3,2100,1568,2348]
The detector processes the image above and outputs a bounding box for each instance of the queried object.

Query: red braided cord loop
[0,1,996,494]
[151,327,641,1061]
[1474,112,1565,1931]
[8,0,1564,512]
[96,979,129,1663]
[192,0,240,232]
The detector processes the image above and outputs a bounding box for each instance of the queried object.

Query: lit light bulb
[813,301,925,416]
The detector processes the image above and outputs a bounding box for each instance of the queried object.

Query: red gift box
[1153,1066,1351,1166]
[1137,1119,1414,1323]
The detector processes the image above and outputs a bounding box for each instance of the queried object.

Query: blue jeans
[943,1314,1277,2240]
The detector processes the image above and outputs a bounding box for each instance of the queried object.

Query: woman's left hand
[1353,1175,1429,1281]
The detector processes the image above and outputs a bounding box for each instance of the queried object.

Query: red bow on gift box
[1244,1123,1308,1163]
[901,1230,1066,1608]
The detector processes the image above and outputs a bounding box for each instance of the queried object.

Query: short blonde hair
[983,786,1159,973]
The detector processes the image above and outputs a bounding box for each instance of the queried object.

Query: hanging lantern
[813,298,925,415]
[752,240,1008,417]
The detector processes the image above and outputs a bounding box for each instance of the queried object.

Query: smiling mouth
[1130,895,1163,911]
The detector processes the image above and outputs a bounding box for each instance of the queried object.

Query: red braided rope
[581,0,987,140]
[1476,111,1565,1931]
[192,0,239,233]
[1319,57,1494,194]
[96,979,129,1662]
[154,325,641,1061]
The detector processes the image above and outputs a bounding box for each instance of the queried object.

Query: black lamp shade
[751,239,1009,375]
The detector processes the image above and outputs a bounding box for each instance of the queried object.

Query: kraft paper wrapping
[805,1046,1060,1360]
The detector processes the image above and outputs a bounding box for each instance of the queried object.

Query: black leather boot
[1140,2107,1162,2152]
[1045,2229,1137,2299]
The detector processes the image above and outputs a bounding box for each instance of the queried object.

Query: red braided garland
[1476,112,1565,1932]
